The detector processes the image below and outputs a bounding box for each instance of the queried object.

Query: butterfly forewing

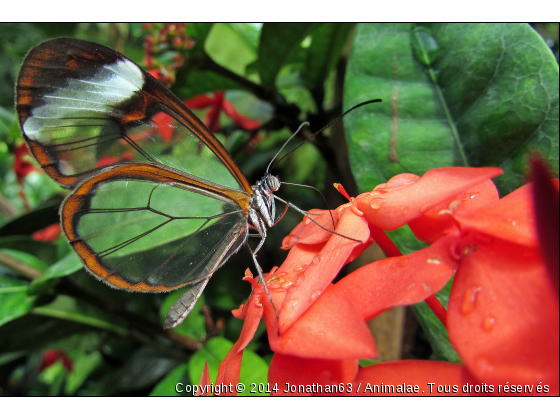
[16,38,256,299]
[16,38,250,192]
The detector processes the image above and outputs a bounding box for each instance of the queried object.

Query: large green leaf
[344,23,559,196]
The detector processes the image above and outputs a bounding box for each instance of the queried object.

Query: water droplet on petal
[295,273,305,285]
[311,290,321,300]
[483,317,496,331]
[461,286,482,315]
[427,258,442,265]
[369,197,385,210]
[423,283,430,290]
[407,283,416,290]
[294,264,308,272]
[282,235,299,248]
[277,271,288,278]
[312,255,321,265]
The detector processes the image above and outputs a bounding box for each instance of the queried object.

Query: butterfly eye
[267,176,280,191]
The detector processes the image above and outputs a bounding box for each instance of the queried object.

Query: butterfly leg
[246,240,280,322]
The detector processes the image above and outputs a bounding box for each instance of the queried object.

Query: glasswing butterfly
[16,38,377,328]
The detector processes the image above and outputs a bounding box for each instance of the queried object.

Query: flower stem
[369,225,448,326]
[369,225,402,257]
[425,295,447,327]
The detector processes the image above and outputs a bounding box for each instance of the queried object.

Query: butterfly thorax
[248,174,280,234]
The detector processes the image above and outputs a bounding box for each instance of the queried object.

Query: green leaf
[258,23,317,90]
[31,295,128,336]
[412,279,461,363]
[344,23,559,196]
[64,350,103,395]
[303,23,353,90]
[0,276,36,326]
[28,252,83,295]
[189,336,231,386]
[0,236,59,266]
[0,248,48,272]
[149,363,189,396]
[205,23,258,76]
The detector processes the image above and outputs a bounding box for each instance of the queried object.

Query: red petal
[279,209,370,333]
[183,94,215,109]
[195,361,211,396]
[222,100,260,130]
[353,360,468,395]
[266,285,377,359]
[453,183,539,247]
[356,167,503,231]
[409,179,500,243]
[335,234,459,321]
[268,354,358,395]
[32,223,61,242]
[152,111,174,142]
[215,294,263,395]
[447,239,559,387]
[281,209,340,249]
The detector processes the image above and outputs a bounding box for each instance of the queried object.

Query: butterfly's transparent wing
[16,38,251,192]
[62,163,250,291]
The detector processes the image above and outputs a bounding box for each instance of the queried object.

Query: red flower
[211,166,558,395]
[13,143,39,210]
[32,223,61,242]
[184,92,260,133]
[39,349,73,372]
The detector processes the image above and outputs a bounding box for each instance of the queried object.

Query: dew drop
[427,258,442,265]
[312,255,321,265]
[483,317,496,331]
[461,286,482,315]
[277,271,288,278]
[423,283,430,291]
[282,235,299,248]
[407,283,416,290]
[369,197,385,210]
[311,290,322,300]
[295,273,305,285]
[293,264,308,272]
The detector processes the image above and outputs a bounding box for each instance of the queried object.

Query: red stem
[369,225,448,326]
[425,295,448,327]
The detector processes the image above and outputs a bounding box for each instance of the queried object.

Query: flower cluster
[202,165,559,395]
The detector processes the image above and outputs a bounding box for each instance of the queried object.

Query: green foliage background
[0,23,557,395]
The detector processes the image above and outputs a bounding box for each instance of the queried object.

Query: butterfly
[16,38,377,329]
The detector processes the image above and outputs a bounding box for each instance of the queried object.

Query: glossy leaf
[344,23,559,196]
[0,276,36,326]
[28,252,83,295]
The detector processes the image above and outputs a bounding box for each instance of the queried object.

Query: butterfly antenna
[266,122,309,174]
[271,99,382,171]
